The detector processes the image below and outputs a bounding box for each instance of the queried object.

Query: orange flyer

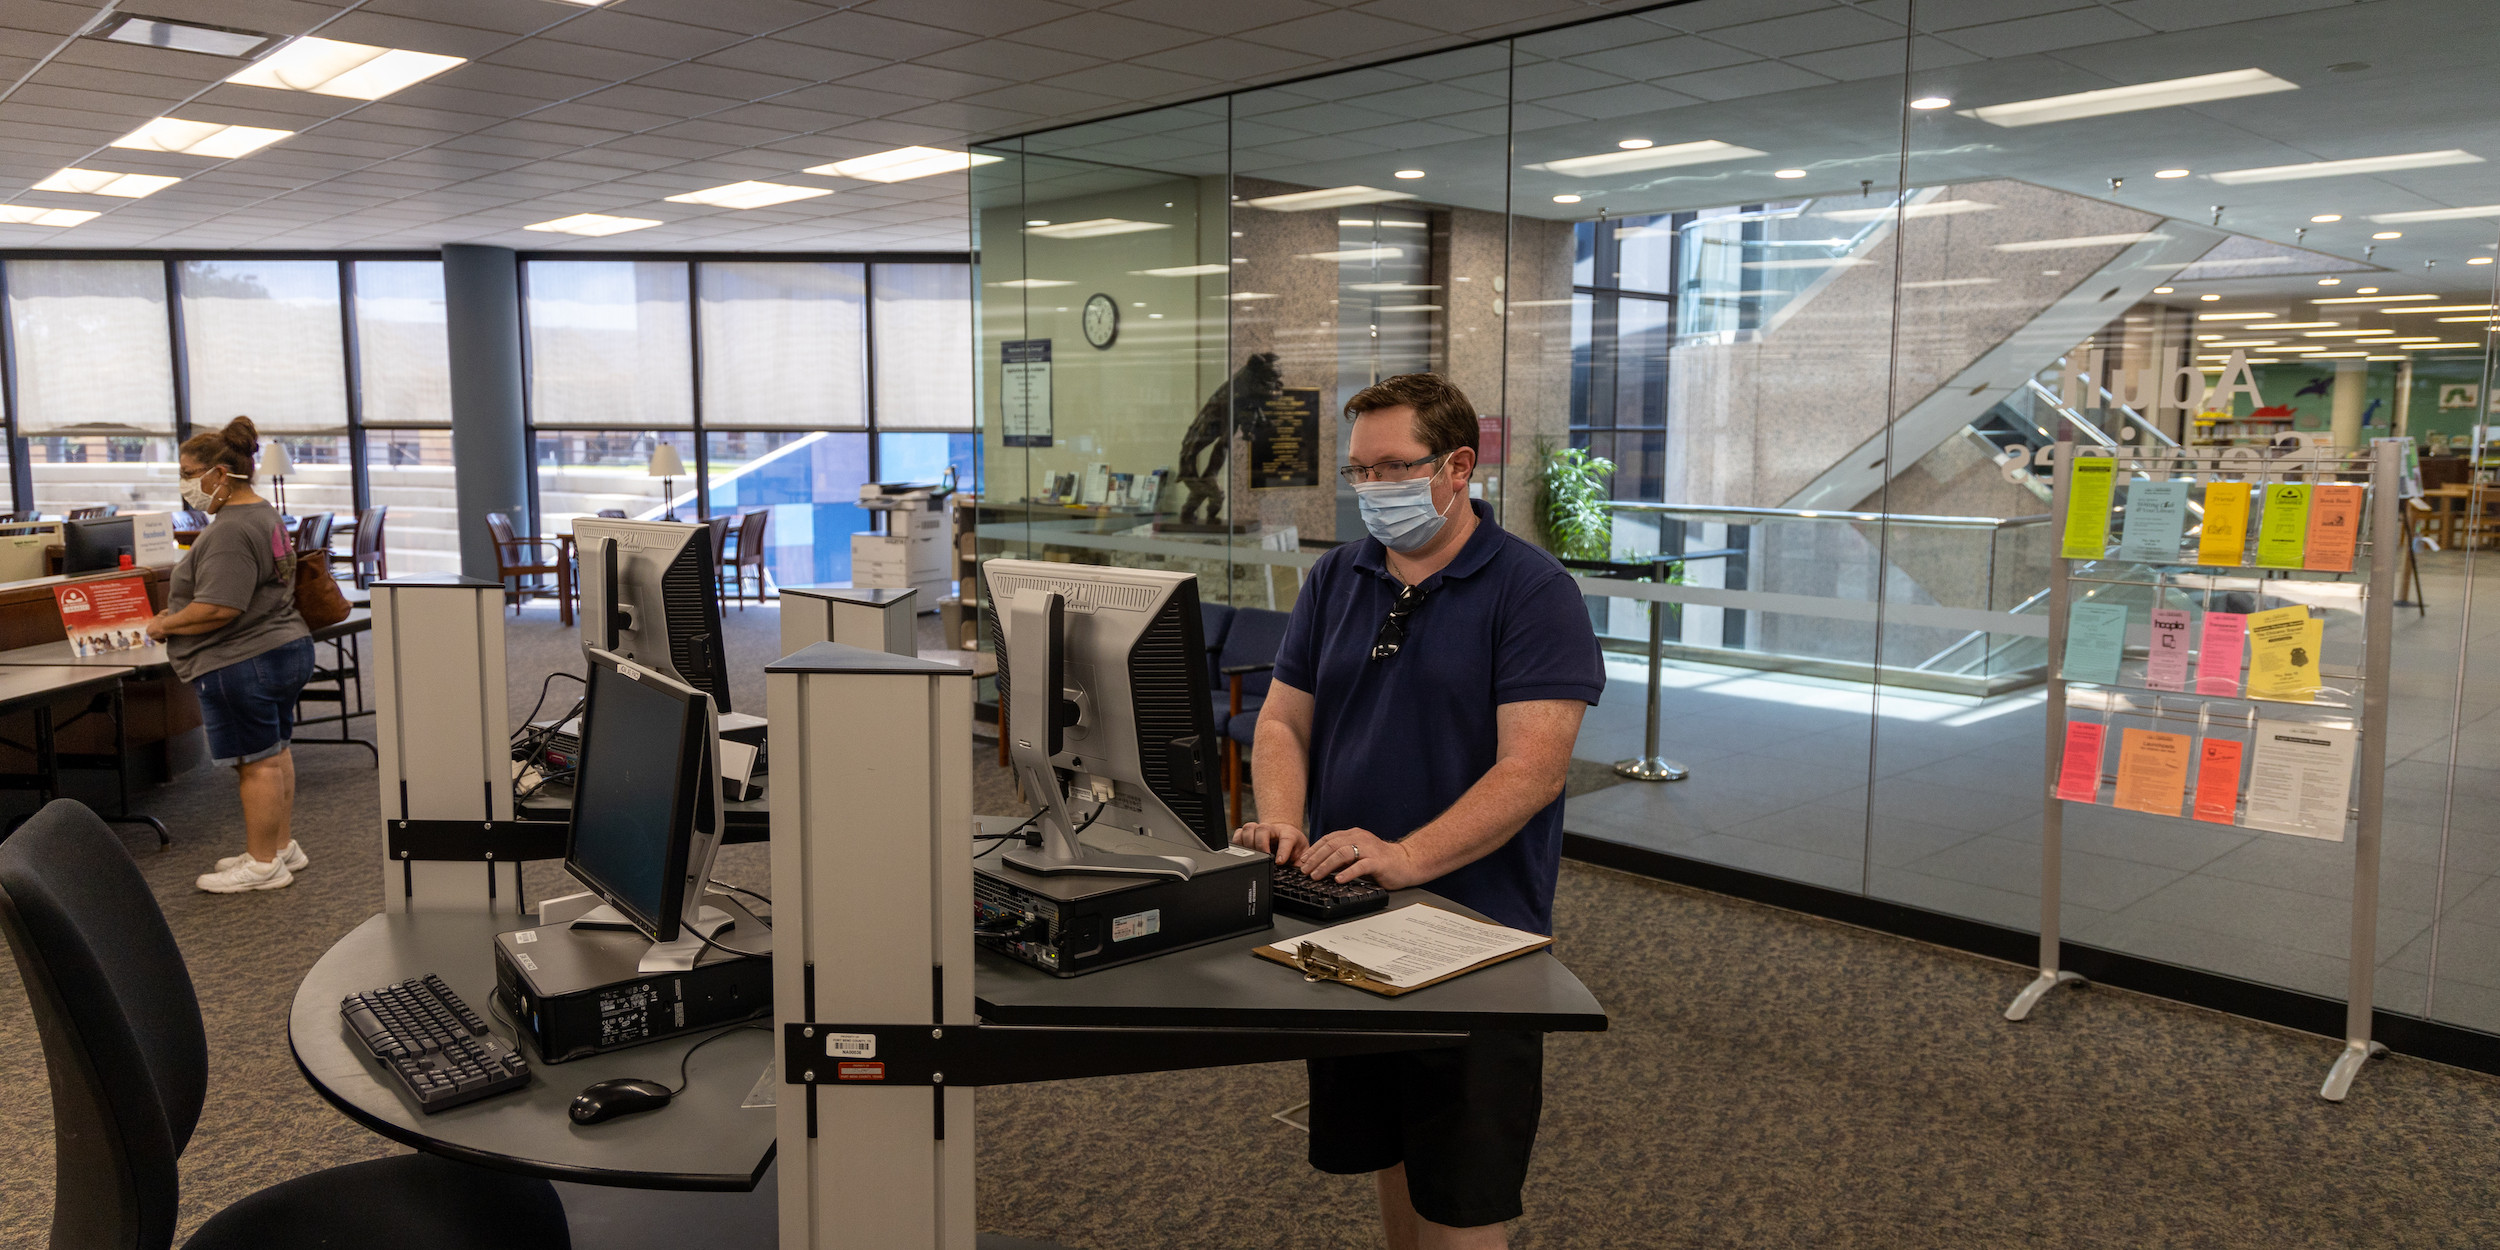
[2302,483,2363,573]
[53,575,159,657]
[2113,728,2191,817]
[2192,739,2244,825]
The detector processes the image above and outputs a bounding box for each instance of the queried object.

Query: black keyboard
[341,973,530,1114]
[1270,862,1391,922]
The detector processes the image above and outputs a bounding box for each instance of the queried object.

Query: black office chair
[0,800,574,1250]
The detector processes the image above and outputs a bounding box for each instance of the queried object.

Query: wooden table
[2424,484,2472,548]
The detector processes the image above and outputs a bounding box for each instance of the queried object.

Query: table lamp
[260,438,293,518]
[648,443,684,520]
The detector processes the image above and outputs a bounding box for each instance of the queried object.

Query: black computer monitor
[572,518,732,714]
[563,649,724,946]
[62,517,134,573]
[981,558,1224,878]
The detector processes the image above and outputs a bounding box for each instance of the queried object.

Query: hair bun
[221,416,259,456]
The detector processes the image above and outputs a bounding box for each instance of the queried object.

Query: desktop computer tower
[493,895,773,1062]
[973,828,1272,976]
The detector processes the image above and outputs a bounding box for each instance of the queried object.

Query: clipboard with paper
[1254,904,1554,997]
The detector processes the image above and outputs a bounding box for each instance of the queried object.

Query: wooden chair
[704,514,731,594]
[1211,607,1291,829]
[65,506,108,520]
[295,512,334,560]
[596,508,628,518]
[726,508,770,607]
[484,512,563,614]
[345,505,388,587]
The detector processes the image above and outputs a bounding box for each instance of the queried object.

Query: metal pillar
[442,245,533,583]
[1614,557,1688,782]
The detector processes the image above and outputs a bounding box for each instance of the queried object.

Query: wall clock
[1082,293,1119,350]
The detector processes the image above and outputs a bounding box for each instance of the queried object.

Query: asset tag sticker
[513,930,538,944]
[513,951,539,973]
[825,1032,877,1058]
[1112,909,1161,942]
[836,1061,885,1081]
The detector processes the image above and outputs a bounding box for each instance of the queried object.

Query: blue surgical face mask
[1352,464,1454,553]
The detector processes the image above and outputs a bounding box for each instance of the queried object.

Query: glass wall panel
[700,262,866,430]
[706,430,870,588]
[179,259,346,435]
[360,427,458,576]
[354,260,450,428]
[5,259,176,436]
[871,263,973,430]
[534,428,698,527]
[26,437,178,516]
[525,260,693,429]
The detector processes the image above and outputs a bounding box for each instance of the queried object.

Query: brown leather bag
[294,549,351,630]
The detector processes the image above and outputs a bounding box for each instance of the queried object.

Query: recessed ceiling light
[2310,213,2342,222]
[2196,311,2281,319]
[1025,220,1049,227]
[1820,199,1995,223]
[2155,169,2191,178]
[2365,355,2406,360]
[662,181,831,209]
[2318,277,2342,285]
[1909,96,1952,109]
[0,205,100,227]
[33,168,179,198]
[97,15,277,58]
[2211,149,2481,184]
[2303,328,2391,336]
[1992,231,2166,252]
[805,147,1001,183]
[2385,304,2492,313]
[2152,285,2175,293]
[1524,140,1764,178]
[2314,294,2433,303]
[2305,351,2368,357]
[1025,218,1169,239]
[1130,264,1230,277]
[2369,204,2500,223]
[2356,287,2378,294]
[2252,321,2338,328]
[2473,257,2496,265]
[2200,294,2222,301]
[110,117,294,159]
[1774,168,1807,179]
[2404,342,2482,349]
[2207,340,2277,347]
[2372,231,2402,239]
[1618,139,1653,150]
[1393,169,1425,179]
[1958,69,2296,127]
[1240,186,1416,212]
[1552,194,1582,204]
[524,212,659,237]
[2197,334,2223,340]
[226,36,465,100]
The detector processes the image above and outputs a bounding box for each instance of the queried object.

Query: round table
[290,910,777,1191]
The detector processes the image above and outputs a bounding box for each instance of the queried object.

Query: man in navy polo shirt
[1233,373,1603,1249]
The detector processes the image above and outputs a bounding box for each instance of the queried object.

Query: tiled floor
[1566,547,2500,1035]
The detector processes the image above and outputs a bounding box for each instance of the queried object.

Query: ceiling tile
[538,11,749,60]
[854,0,1082,38]
[1659,58,1835,101]
[1036,61,1215,101]
[631,62,814,102]
[313,11,519,59]
[1102,0,1333,37]
[657,0,836,37]
[836,61,1011,102]
[1711,6,1906,57]
[777,12,981,61]
[1941,7,2154,58]
[482,38,674,82]
[693,40,892,81]
[357,0,552,37]
[1008,11,1206,59]
[1643,0,1836,34]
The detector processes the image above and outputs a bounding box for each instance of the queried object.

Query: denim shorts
[193,636,316,767]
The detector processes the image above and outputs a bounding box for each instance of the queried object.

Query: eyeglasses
[1370,582,1429,660]
[1338,453,1445,486]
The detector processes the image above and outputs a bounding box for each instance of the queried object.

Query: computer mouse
[570,1078,674,1125]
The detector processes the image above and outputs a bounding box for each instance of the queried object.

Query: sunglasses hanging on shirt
[1370,582,1429,660]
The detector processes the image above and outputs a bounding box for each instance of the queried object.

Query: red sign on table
[54,575,158,657]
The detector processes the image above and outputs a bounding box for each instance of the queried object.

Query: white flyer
[1288,904,1548,990]
[2242,720,2357,841]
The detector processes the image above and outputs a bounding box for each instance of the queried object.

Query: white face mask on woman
[179,468,222,511]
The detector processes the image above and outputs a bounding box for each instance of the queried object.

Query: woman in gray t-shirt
[145,417,316,894]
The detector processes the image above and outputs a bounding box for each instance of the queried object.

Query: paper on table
[2062,455,2117,559]
[2145,607,2192,691]
[2192,738,2244,825]
[2196,612,2247,696]
[2246,605,2322,703]
[2243,720,2357,840]
[2113,728,2191,816]
[1284,904,1549,990]
[2303,483,2363,573]
[2056,721,2107,803]
[2198,481,2252,567]
[2062,601,2129,685]
[2255,483,2312,568]
[2118,480,2193,564]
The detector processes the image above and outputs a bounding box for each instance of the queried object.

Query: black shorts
[1306,1030,1544,1228]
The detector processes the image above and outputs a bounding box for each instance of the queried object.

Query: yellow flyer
[2245,605,2322,703]
[2255,484,2311,569]
[2113,728,2192,816]
[2197,481,2251,567]
[2062,455,2116,559]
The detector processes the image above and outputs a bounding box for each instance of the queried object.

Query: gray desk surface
[973,886,1609,1034]
[291,910,778,1192]
[0,638,173,673]
[517,778,771,842]
[308,608,372,642]
[0,664,123,708]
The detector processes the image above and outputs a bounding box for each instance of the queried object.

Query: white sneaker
[216,841,308,873]
[197,856,294,893]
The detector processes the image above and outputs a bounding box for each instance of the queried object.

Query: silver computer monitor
[564,647,730,970]
[574,518,733,715]
[981,558,1225,878]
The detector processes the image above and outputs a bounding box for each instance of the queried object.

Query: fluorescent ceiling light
[1552,194,1582,205]
[1130,264,1229,278]
[1900,278,1997,288]
[2156,169,2191,178]
[1525,140,1766,179]
[1958,69,2296,128]
[1993,232,2166,252]
[1743,258,1868,270]
[805,146,999,183]
[1394,169,1425,179]
[1026,218,1168,239]
[2406,342,2483,349]
[1305,247,1403,263]
[991,279,1073,288]
[2210,150,2481,184]
[33,168,178,198]
[663,181,830,209]
[2435,315,2496,322]
[1242,185,1416,212]
[0,205,100,227]
[110,117,294,159]
[1909,96,1952,110]
[2246,320,2336,329]
[1775,169,1808,179]
[2206,340,2277,347]
[226,36,465,99]
[524,213,659,237]
[2305,351,2367,357]
[99,15,275,57]
[2302,329,2391,336]
[2310,214,2342,223]
[1374,304,1440,312]
[2388,304,2493,313]
[1820,199,1995,223]
[2313,294,2436,303]
[1346,282,1439,292]
[2357,337,2437,343]
[2369,204,2500,224]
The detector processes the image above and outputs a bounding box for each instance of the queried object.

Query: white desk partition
[779,585,918,658]
[371,576,523,912]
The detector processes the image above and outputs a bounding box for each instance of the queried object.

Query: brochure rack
[2008,435,2398,1102]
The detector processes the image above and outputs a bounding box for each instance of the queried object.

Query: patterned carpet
[3,600,2498,1248]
